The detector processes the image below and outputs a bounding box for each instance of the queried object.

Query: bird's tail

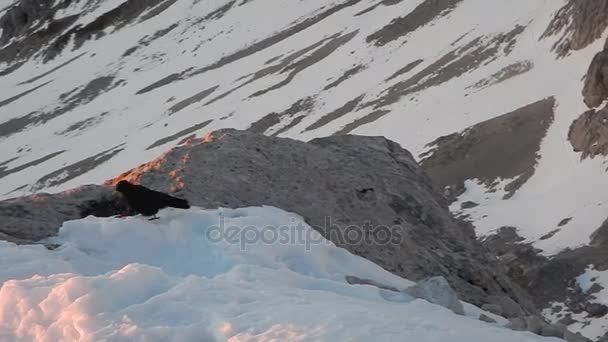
[166,196,191,209]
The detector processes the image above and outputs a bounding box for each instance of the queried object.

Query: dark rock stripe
[0,80,52,108]
[250,30,359,97]
[385,59,423,82]
[366,0,463,46]
[167,86,219,115]
[0,150,65,179]
[304,95,365,132]
[324,64,366,90]
[146,120,213,150]
[33,145,124,190]
[334,109,391,135]
[136,0,363,95]
[18,53,85,85]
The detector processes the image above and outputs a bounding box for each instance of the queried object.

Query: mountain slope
[3,0,608,339]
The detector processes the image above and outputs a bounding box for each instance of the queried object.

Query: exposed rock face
[404,276,465,315]
[0,185,128,243]
[420,97,555,200]
[569,108,608,158]
[542,0,608,57]
[0,0,177,64]
[0,129,535,312]
[582,47,608,109]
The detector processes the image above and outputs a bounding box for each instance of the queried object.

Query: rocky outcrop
[542,0,608,57]
[0,0,177,64]
[582,45,608,109]
[420,97,555,200]
[0,129,536,313]
[0,185,128,243]
[569,108,608,158]
[404,276,465,315]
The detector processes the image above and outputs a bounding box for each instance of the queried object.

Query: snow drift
[0,206,558,341]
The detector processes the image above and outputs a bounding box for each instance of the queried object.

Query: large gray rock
[404,276,465,315]
[0,185,128,243]
[0,129,536,312]
[481,304,503,317]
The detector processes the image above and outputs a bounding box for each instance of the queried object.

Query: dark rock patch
[541,0,608,57]
[146,120,213,150]
[249,97,315,134]
[420,97,555,199]
[204,35,336,105]
[366,26,526,109]
[137,0,363,94]
[0,80,51,108]
[385,59,423,82]
[122,23,178,57]
[0,75,116,139]
[539,229,560,241]
[460,201,478,209]
[334,109,391,135]
[203,0,236,21]
[304,95,365,132]
[0,150,65,179]
[167,86,219,115]
[354,0,402,17]
[559,217,573,227]
[366,0,463,47]
[33,145,124,191]
[55,112,109,136]
[324,64,366,90]
[468,60,533,91]
[18,52,85,85]
[250,30,358,98]
[0,185,128,242]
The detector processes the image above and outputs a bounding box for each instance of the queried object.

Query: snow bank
[0,207,559,341]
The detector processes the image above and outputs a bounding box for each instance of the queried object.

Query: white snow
[0,206,560,341]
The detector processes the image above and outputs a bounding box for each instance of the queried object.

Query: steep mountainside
[3,0,608,339]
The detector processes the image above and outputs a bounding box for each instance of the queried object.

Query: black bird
[115,180,190,219]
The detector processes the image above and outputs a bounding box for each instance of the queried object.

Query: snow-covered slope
[0,206,557,341]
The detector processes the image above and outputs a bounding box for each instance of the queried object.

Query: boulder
[481,304,503,317]
[404,276,465,315]
[0,129,536,312]
[486,295,524,318]
[478,314,496,323]
[541,324,566,338]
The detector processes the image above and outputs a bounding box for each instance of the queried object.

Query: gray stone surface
[507,317,526,331]
[478,314,496,324]
[481,304,503,317]
[486,295,524,318]
[0,185,128,242]
[541,323,566,338]
[404,276,465,315]
[0,129,536,312]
